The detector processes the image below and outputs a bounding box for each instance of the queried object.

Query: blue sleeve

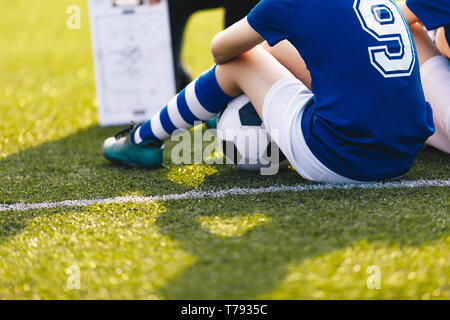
[247,0,294,47]
[406,0,450,30]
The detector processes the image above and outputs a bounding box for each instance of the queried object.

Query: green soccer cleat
[102,124,164,169]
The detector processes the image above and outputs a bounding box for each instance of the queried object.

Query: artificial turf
[0,0,449,300]
[0,188,448,299]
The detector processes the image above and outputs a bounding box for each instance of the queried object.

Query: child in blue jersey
[102,0,434,183]
[399,0,450,153]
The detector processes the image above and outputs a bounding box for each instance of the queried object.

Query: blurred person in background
[149,0,259,91]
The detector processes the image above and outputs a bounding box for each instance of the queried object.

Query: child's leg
[103,45,357,182]
[215,46,295,119]
[135,65,232,143]
[217,46,360,183]
[103,46,297,168]
[135,46,293,144]
[410,24,450,153]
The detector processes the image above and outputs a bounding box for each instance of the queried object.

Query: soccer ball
[217,95,287,172]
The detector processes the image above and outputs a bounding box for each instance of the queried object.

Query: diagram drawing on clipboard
[89,0,175,126]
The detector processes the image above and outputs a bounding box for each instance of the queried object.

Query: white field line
[1,179,449,212]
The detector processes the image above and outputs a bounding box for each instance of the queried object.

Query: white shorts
[262,78,363,184]
[420,55,450,153]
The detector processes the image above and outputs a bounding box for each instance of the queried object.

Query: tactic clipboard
[88,0,176,126]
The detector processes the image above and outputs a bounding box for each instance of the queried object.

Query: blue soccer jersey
[406,0,450,43]
[247,0,435,181]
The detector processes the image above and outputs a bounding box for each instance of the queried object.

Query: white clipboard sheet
[88,0,175,126]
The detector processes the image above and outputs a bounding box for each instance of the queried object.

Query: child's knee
[214,63,242,97]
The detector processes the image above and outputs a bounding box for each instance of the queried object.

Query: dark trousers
[168,0,259,90]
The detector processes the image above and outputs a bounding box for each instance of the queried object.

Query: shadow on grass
[0,186,447,299]
[155,187,449,299]
[1,125,449,205]
[0,125,309,204]
[0,124,300,247]
[0,124,448,298]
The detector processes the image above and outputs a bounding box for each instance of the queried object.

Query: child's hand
[148,0,161,5]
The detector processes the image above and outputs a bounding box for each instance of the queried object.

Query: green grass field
[0,0,449,300]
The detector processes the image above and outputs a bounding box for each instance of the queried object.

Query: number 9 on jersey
[353,0,416,78]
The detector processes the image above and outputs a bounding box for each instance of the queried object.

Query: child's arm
[211,18,264,65]
[399,1,420,25]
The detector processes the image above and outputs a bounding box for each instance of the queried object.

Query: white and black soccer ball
[217,95,287,172]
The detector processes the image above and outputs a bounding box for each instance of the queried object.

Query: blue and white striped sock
[135,66,232,144]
